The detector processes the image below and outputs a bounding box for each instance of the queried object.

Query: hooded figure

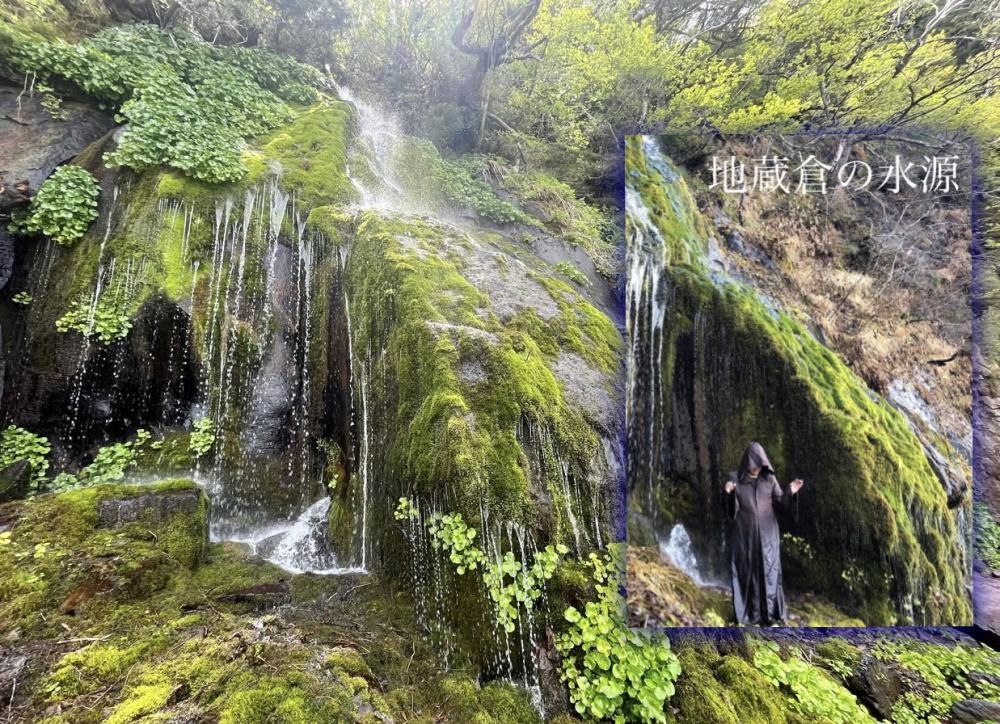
[724,442,803,625]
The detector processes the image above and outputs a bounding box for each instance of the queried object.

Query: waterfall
[334,83,406,209]
[234,497,364,575]
[659,523,716,587]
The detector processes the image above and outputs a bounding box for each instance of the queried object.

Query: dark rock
[0,225,13,290]
[215,580,291,608]
[98,489,203,529]
[847,654,906,720]
[0,460,31,503]
[0,81,114,205]
[950,698,1000,723]
[968,670,1000,688]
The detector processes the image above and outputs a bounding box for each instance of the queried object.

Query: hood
[738,441,774,481]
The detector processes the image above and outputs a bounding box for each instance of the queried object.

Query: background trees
[4,0,997,199]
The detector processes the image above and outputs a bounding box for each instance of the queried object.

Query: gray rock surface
[950,698,1000,724]
[98,488,203,528]
[0,81,113,197]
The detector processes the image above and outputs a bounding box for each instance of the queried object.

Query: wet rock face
[0,460,31,503]
[98,488,204,528]
[0,80,114,199]
[6,294,199,457]
[950,698,1000,723]
[0,648,28,703]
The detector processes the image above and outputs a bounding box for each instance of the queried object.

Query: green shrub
[553,261,589,286]
[17,165,98,245]
[56,298,132,343]
[50,430,150,492]
[752,640,875,723]
[1,23,322,183]
[873,639,1000,723]
[189,418,215,458]
[0,425,50,489]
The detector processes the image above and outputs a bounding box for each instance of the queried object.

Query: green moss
[343,213,606,540]
[625,135,710,269]
[385,674,540,724]
[305,205,352,242]
[258,101,356,210]
[975,502,1000,571]
[670,644,797,724]
[0,480,207,635]
[325,647,372,679]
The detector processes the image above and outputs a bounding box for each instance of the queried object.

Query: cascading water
[659,523,717,587]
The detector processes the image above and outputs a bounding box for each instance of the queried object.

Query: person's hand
[789,478,804,494]
[725,481,736,494]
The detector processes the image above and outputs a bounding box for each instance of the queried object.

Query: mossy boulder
[0,479,207,634]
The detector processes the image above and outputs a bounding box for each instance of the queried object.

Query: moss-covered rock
[0,479,207,635]
[669,643,802,724]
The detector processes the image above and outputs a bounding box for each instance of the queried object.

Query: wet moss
[344,213,605,533]
[384,673,540,724]
[258,100,356,210]
[305,205,352,242]
[670,644,799,724]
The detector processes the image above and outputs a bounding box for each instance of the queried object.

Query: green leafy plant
[2,24,323,183]
[557,545,681,723]
[49,430,150,492]
[397,497,565,632]
[553,261,590,286]
[0,425,50,489]
[873,639,1000,724]
[188,418,215,458]
[433,156,530,225]
[393,497,419,520]
[12,291,32,305]
[17,165,98,245]
[752,640,875,723]
[56,298,133,343]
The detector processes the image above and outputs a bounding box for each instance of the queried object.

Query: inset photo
[625,133,974,628]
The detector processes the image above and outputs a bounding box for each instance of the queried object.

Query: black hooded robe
[724,442,798,626]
